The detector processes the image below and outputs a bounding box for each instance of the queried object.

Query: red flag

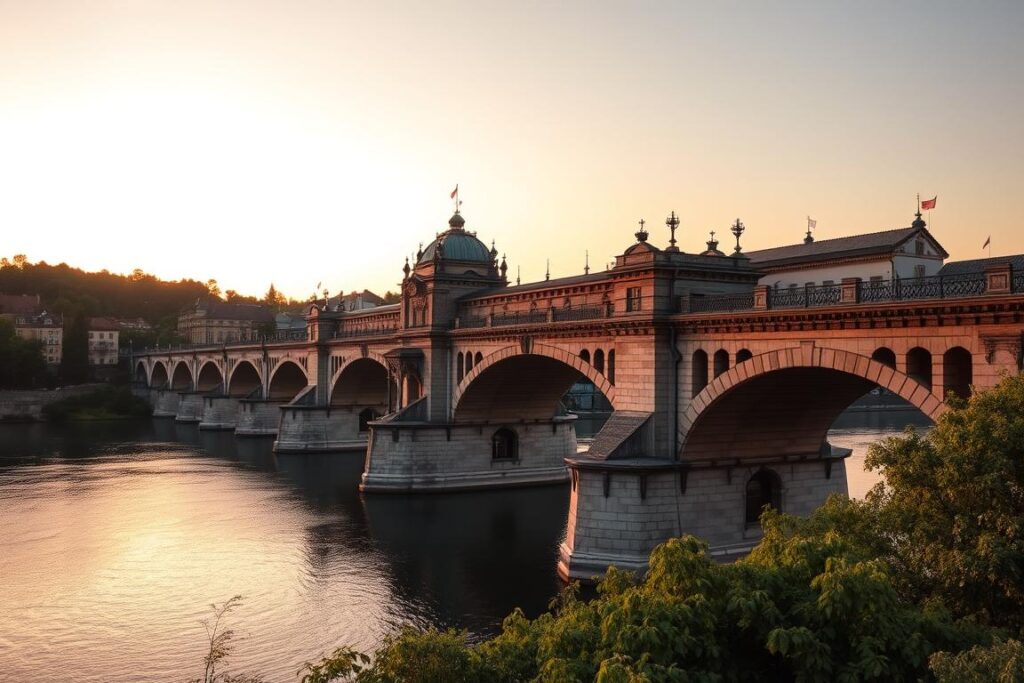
[450,184,458,199]
[921,196,937,210]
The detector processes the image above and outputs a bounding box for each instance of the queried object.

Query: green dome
[418,213,493,265]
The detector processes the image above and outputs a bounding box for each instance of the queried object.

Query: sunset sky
[1,1,1022,299]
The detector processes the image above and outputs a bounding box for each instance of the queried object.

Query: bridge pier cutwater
[132,207,1024,580]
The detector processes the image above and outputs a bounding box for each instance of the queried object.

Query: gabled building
[88,317,120,366]
[177,300,275,344]
[13,311,63,365]
[746,214,947,291]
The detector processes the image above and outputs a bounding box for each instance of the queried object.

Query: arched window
[871,347,896,369]
[492,428,518,460]
[692,350,708,396]
[465,352,474,371]
[580,349,591,364]
[907,347,932,388]
[745,469,782,525]
[713,349,730,378]
[594,349,605,374]
[736,349,753,363]
[456,353,464,383]
[358,408,378,432]
[608,350,616,385]
[943,346,973,400]
[474,352,483,367]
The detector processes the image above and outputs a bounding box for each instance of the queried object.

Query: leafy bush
[42,385,152,422]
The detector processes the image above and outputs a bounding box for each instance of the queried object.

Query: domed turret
[417,212,494,265]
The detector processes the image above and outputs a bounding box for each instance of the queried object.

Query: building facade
[177,300,275,344]
[88,318,120,366]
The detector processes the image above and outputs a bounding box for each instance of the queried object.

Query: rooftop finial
[545,259,550,281]
[730,218,745,254]
[403,256,410,278]
[635,218,648,243]
[451,184,460,214]
[516,265,521,286]
[584,249,590,275]
[665,211,680,251]
[805,216,816,244]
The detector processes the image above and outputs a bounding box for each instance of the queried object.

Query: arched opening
[135,362,147,384]
[745,469,782,525]
[268,361,308,400]
[465,352,474,372]
[713,349,730,378]
[228,361,261,398]
[150,361,168,388]
[474,351,483,367]
[196,362,224,393]
[943,347,973,400]
[907,347,932,389]
[608,350,616,385]
[736,349,753,364]
[691,350,709,396]
[594,349,605,374]
[455,353,612,424]
[358,407,378,433]
[331,358,391,413]
[404,374,422,403]
[871,347,897,369]
[171,362,193,391]
[579,349,591,364]
[456,353,464,383]
[491,427,518,460]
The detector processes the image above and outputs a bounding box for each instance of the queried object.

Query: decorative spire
[500,254,508,280]
[416,242,423,261]
[584,250,590,275]
[490,239,498,261]
[702,230,724,256]
[912,194,926,230]
[545,259,550,281]
[635,218,648,243]
[665,211,680,251]
[730,218,745,254]
[403,256,410,279]
[516,265,521,286]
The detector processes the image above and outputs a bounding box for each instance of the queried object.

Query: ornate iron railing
[552,306,606,322]
[1014,272,1024,293]
[457,316,489,328]
[858,272,986,303]
[769,288,806,308]
[333,326,398,339]
[491,311,548,327]
[688,292,754,313]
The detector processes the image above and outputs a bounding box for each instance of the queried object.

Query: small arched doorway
[491,428,518,460]
[907,347,933,388]
[943,346,973,400]
[692,350,709,396]
[745,469,782,525]
[713,349,730,378]
[871,347,897,369]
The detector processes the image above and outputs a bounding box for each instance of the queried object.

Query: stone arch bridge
[133,214,1024,580]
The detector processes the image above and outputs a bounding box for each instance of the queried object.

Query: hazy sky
[1,1,1022,299]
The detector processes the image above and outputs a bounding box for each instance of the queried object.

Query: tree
[263,283,287,310]
[59,314,90,385]
[0,318,48,389]
[206,279,222,299]
[381,291,400,305]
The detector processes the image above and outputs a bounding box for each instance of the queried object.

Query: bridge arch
[452,342,616,422]
[329,355,394,414]
[170,361,193,391]
[268,360,308,400]
[150,361,168,388]
[196,360,224,393]
[228,360,262,397]
[680,346,943,461]
[135,360,148,384]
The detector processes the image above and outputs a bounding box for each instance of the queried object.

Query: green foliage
[188,596,264,683]
[0,317,49,389]
[864,372,1024,631]
[930,639,1024,682]
[59,313,90,385]
[42,385,151,422]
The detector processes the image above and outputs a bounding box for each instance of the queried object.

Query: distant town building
[0,293,43,316]
[13,311,63,365]
[88,317,120,366]
[329,290,386,311]
[177,299,275,344]
[747,216,946,291]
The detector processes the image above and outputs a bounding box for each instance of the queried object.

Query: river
[0,408,931,682]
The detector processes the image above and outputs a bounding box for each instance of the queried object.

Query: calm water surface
[0,409,929,682]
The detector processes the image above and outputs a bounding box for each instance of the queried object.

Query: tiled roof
[89,317,120,331]
[939,254,1024,277]
[746,226,929,267]
[0,293,41,315]
[193,300,275,322]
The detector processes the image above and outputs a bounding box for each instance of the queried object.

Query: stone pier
[360,413,577,493]
[198,395,240,431]
[152,389,180,418]
[273,405,369,454]
[175,392,204,423]
[235,398,286,437]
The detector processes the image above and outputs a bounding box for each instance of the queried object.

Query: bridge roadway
[132,214,1024,579]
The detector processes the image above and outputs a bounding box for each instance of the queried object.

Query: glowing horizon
[1,2,1022,301]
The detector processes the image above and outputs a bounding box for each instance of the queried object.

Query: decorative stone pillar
[753,285,770,310]
[841,277,861,304]
[985,263,1013,294]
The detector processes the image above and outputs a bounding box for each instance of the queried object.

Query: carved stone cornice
[980,332,1023,366]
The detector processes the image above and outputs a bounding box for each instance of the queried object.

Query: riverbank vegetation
[0,317,48,389]
[200,374,1024,682]
[42,385,152,422]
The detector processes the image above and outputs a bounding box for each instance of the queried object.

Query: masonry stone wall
[153,389,180,418]
[235,399,284,436]
[560,458,848,581]
[361,418,576,492]
[274,405,365,453]
[175,392,204,423]
[199,396,240,431]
